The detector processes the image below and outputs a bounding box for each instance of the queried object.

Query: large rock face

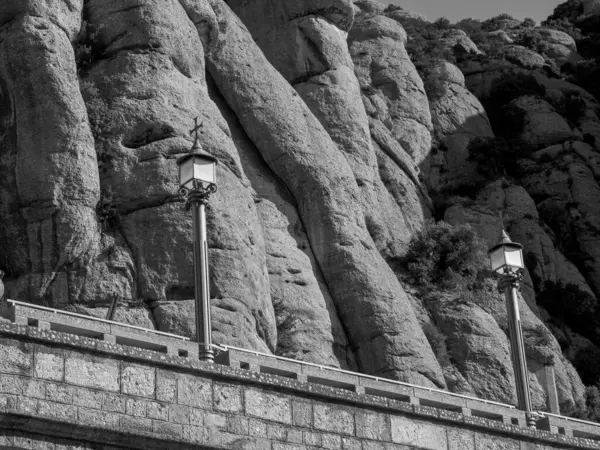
[0,0,100,305]
[206,0,444,386]
[510,95,573,148]
[1,0,597,412]
[523,141,600,299]
[423,60,494,191]
[432,300,519,405]
[499,45,546,69]
[508,28,579,66]
[583,0,600,15]
[349,14,433,166]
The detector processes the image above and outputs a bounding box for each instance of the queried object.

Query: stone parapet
[0,320,599,449]
[2,300,600,449]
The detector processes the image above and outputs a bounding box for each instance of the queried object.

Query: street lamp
[489,230,535,428]
[177,118,217,362]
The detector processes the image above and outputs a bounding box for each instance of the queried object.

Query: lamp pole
[0,270,4,301]
[489,231,536,428]
[177,118,218,362]
[499,269,535,427]
[189,180,215,362]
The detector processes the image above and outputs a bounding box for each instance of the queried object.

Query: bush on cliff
[573,347,600,386]
[404,221,487,289]
[467,137,526,179]
[544,0,584,24]
[415,58,451,102]
[73,21,102,76]
[537,281,599,343]
[487,72,547,108]
[453,18,492,52]
[383,5,403,13]
[562,384,600,421]
[96,186,121,230]
[551,89,588,125]
[542,17,584,42]
[583,386,600,422]
[481,13,518,31]
[404,24,457,63]
[483,73,546,138]
[568,59,600,104]
[522,18,537,28]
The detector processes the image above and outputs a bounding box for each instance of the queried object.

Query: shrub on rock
[404,221,487,289]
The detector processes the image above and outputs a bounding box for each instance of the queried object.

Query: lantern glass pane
[489,246,506,273]
[193,157,215,184]
[505,247,524,270]
[179,158,194,190]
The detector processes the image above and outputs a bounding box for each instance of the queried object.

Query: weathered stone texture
[177,373,212,408]
[214,382,243,413]
[390,416,448,448]
[355,409,391,441]
[0,0,598,416]
[313,402,354,435]
[0,338,32,376]
[122,363,155,398]
[64,355,119,392]
[245,388,292,424]
[34,350,64,382]
[350,14,433,166]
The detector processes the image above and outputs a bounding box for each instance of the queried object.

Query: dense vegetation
[403,221,487,290]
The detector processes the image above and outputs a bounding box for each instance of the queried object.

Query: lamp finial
[500,229,513,245]
[189,117,204,152]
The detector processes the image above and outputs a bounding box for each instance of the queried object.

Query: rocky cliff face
[1,0,599,414]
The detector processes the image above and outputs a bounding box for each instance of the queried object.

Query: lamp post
[0,270,4,301]
[177,118,217,362]
[489,230,535,428]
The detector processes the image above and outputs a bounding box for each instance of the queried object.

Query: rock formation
[1,0,600,415]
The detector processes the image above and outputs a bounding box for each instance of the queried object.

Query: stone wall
[1,321,599,450]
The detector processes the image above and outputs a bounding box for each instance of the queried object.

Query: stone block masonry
[1,321,600,449]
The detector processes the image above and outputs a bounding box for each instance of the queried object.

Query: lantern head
[488,230,524,275]
[177,138,217,191]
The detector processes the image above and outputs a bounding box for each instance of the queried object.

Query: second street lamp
[177,118,217,362]
[489,230,535,428]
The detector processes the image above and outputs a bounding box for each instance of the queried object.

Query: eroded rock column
[207,0,444,386]
[207,74,354,367]
[0,1,100,305]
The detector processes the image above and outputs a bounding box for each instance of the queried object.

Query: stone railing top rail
[6,300,189,340]
[5,298,600,442]
[216,343,516,409]
[543,412,600,428]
